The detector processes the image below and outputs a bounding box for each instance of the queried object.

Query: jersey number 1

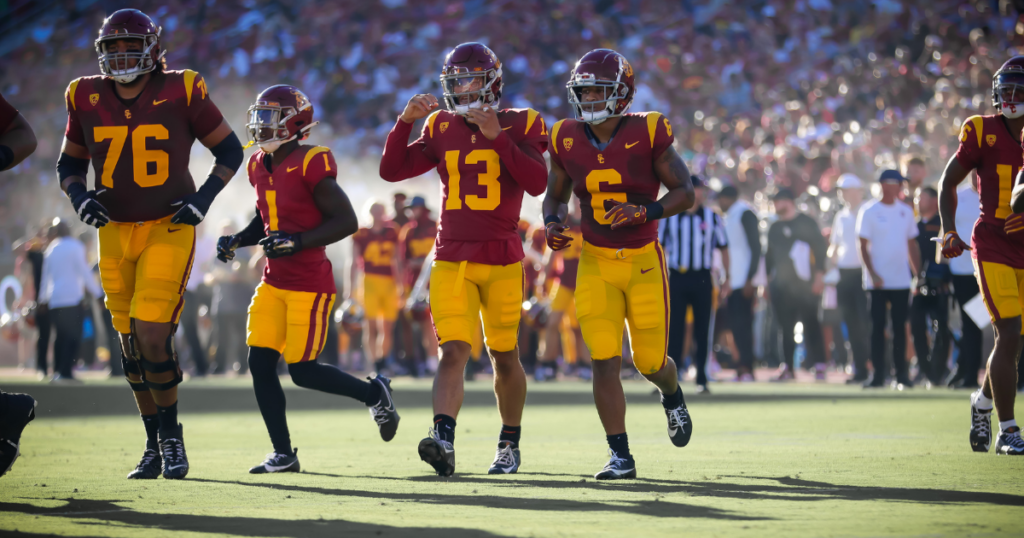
[93,125,169,188]
[444,149,500,211]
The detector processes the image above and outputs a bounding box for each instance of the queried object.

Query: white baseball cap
[836,173,863,189]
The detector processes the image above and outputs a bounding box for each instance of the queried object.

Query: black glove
[259,230,303,259]
[66,183,110,228]
[217,235,242,263]
[170,175,224,226]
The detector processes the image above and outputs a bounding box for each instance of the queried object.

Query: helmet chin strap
[259,133,297,154]
[1003,103,1024,119]
[454,100,484,116]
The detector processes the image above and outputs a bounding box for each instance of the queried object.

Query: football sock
[288,361,373,404]
[249,347,292,455]
[972,390,993,410]
[607,433,631,459]
[0,390,8,422]
[661,385,685,410]
[999,419,1018,433]
[433,414,456,444]
[141,413,159,449]
[499,424,521,446]
[155,401,178,438]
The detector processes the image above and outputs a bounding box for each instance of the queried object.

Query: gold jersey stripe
[67,79,81,111]
[646,112,664,149]
[303,146,330,175]
[551,119,566,154]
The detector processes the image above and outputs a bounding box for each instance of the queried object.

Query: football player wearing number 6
[56,9,243,480]
[380,42,549,476]
[542,49,696,479]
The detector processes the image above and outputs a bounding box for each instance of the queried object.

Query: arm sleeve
[650,113,675,160]
[236,207,267,248]
[185,72,225,140]
[379,115,439,182]
[0,92,17,133]
[491,114,548,197]
[63,81,86,146]
[954,116,983,171]
[741,210,761,282]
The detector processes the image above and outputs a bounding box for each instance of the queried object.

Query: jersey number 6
[586,169,628,225]
[93,124,170,189]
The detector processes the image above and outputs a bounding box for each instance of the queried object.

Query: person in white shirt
[715,185,762,382]
[857,169,922,389]
[947,177,982,389]
[37,219,102,381]
[829,174,871,383]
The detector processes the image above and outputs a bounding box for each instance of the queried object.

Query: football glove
[545,222,572,251]
[259,230,303,259]
[66,183,110,228]
[604,200,647,230]
[216,235,242,263]
[940,231,971,259]
[170,175,225,226]
[1005,213,1024,235]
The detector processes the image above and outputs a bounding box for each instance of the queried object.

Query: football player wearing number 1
[543,49,696,479]
[380,42,548,476]
[939,56,1024,456]
[57,9,243,479]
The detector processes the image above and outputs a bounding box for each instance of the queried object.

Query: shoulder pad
[302,146,331,175]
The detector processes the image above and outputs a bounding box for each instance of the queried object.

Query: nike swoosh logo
[264,463,294,471]
[168,228,181,233]
[668,426,678,437]
[153,99,167,106]
[640,267,654,274]
[166,464,186,471]
[625,141,639,148]
[287,166,298,172]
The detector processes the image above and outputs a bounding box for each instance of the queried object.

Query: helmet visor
[246,105,293,144]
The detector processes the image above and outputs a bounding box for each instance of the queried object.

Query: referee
[659,176,729,394]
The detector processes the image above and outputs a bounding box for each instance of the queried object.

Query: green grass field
[1,383,1023,537]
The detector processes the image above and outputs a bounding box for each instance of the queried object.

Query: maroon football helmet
[992,56,1024,118]
[246,85,318,153]
[440,42,503,115]
[566,49,636,124]
[95,9,164,84]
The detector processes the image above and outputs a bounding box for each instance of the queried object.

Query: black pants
[726,288,755,373]
[869,289,910,379]
[181,290,208,375]
[51,305,83,378]
[910,292,950,384]
[215,312,248,373]
[35,308,51,374]
[770,283,825,369]
[667,269,714,385]
[951,274,983,383]
[837,268,871,379]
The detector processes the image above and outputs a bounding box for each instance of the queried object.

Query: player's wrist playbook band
[643,201,664,220]
[235,207,266,248]
[544,215,562,226]
[0,145,12,170]
[56,153,90,183]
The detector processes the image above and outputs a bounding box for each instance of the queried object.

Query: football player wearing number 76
[379,42,549,476]
[542,49,696,480]
[56,9,244,480]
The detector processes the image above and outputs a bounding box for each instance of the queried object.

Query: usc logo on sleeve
[563,138,573,152]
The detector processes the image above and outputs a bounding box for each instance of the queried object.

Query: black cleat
[418,428,455,477]
[368,375,400,442]
[127,444,162,479]
[159,424,189,479]
[995,427,1024,455]
[969,391,992,453]
[665,404,693,447]
[0,393,36,478]
[250,449,301,473]
[595,450,636,480]
[487,441,520,474]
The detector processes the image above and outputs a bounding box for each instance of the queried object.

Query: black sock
[607,433,631,459]
[366,379,382,407]
[141,413,159,449]
[155,401,178,438]
[0,390,8,420]
[288,360,373,404]
[661,386,684,410]
[249,347,292,455]
[499,424,521,446]
[433,414,456,444]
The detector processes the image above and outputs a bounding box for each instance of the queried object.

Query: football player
[537,200,586,381]
[380,42,548,476]
[0,90,38,478]
[57,9,244,479]
[218,85,399,474]
[939,56,1024,455]
[350,202,402,375]
[400,196,439,373]
[542,49,696,479]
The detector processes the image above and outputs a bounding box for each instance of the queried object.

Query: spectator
[181,224,216,376]
[765,188,828,381]
[37,219,101,382]
[829,174,871,383]
[211,253,258,375]
[946,175,982,389]
[715,185,761,382]
[910,187,951,387]
[857,170,922,389]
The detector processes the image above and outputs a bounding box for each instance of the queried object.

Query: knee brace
[132,320,183,391]
[121,353,148,392]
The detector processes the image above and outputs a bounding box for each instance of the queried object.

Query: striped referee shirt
[658,205,729,272]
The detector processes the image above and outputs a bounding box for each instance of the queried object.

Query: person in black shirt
[909,187,950,387]
[765,188,828,381]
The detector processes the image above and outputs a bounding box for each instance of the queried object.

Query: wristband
[544,215,562,226]
[643,202,664,220]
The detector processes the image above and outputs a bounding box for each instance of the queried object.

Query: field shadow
[191,478,766,521]
[0,498,499,537]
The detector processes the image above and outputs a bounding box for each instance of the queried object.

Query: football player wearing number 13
[57,9,244,479]
[543,49,696,479]
[380,42,549,476]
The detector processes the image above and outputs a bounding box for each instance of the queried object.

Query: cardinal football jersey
[248,145,338,293]
[64,70,224,223]
[353,225,400,277]
[955,114,1024,268]
[549,112,674,250]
